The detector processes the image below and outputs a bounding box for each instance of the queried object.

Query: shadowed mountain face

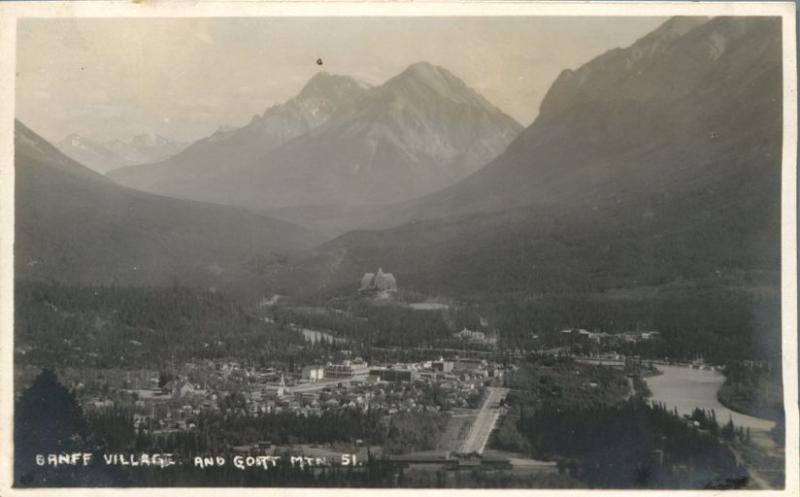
[108,63,522,209]
[297,17,782,298]
[15,121,320,294]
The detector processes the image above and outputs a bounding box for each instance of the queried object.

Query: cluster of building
[453,327,498,346]
[558,328,661,344]
[307,359,371,379]
[77,355,506,435]
[369,358,504,384]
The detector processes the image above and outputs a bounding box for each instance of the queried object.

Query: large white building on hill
[359,267,397,292]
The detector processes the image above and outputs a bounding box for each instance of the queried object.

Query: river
[408,302,451,310]
[645,365,775,431]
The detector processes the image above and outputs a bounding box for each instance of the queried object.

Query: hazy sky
[16,16,666,143]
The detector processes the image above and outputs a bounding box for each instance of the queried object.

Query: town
[79,355,502,434]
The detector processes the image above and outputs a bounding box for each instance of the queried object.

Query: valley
[12,14,788,490]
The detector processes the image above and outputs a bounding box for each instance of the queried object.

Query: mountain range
[16,121,319,295]
[108,63,522,210]
[16,15,783,339]
[57,133,186,174]
[292,16,782,306]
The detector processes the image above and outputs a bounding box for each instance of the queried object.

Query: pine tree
[14,369,89,486]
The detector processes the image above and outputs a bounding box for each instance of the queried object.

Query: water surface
[646,365,775,431]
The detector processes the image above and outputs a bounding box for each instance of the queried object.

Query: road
[727,442,771,489]
[460,387,509,454]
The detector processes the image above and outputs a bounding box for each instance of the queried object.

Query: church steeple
[277,374,287,397]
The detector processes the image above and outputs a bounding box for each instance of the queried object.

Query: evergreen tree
[14,369,89,486]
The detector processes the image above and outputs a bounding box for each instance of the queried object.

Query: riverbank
[716,376,783,423]
[717,388,783,424]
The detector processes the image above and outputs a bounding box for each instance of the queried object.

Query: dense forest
[717,362,784,421]
[510,399,746,488]
[86,407,445,456]
[478,281,781,363]
[491,355,762,489]
[502,355,632,408]
[270,302,484,349]
[274,279,781,365]
[14,281,307,370]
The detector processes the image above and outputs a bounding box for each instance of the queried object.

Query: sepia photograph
[0,1,797,494]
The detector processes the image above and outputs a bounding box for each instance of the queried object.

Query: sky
[16,16,666,144]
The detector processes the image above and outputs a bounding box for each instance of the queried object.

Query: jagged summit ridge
[297,71,371,100]
[537,16,773,120]
[381,61,496,110]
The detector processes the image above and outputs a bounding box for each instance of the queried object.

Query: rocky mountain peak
[639,16,710,45]
[296,71,370,101]
[383,61,494,110]
[534,16,772,120]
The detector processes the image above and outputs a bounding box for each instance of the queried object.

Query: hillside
[15,121,320,296]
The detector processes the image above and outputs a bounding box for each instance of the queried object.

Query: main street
[460,386,509,454]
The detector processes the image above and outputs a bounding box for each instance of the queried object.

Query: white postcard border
[0,2,796,496]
